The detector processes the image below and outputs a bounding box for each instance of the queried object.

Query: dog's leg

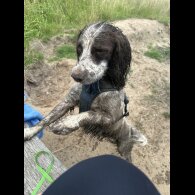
[49,111,114,135]
[117,119,147,162]
[24,83,82,140]
[118,140,134,162]
[48,111,146,163]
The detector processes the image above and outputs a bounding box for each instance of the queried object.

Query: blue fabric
[79,79,117,113]
[43,155,160,195]
[24,103,44,139]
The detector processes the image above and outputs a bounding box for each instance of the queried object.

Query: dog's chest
[79,79,118,113]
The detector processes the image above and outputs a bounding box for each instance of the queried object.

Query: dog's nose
[71,72,83,82]
[71,65,88,82]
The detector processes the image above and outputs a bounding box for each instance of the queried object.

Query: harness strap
[79,79,129,120]
[123,95,129,117]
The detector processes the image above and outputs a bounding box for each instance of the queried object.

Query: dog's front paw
[24,127,32,140]
[49,115,80,135]
[24,126,40,141]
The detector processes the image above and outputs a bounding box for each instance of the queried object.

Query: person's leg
[43,155,160,195]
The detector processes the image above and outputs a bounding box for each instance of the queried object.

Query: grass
[144,46,170,62]
[56,45,76,59]
[162,112,170,119]
[24,50,44,67]
[24,0,170,49]
[24,0,169,66]
[67,33,78,44]
[49,44,76,62]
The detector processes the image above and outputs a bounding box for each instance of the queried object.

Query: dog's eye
[94,48,107,53]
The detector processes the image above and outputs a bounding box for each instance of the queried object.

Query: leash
[31,151,54,195]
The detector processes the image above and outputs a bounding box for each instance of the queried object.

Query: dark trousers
[43,155,160,195]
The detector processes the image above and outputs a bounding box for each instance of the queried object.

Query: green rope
[31,151,54,195]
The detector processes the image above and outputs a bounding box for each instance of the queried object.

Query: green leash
[31,151,55,195]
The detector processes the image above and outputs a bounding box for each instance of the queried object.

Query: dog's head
[71,22,131,89]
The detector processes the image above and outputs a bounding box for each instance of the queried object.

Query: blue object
[79,79,117,113]
[24,103,44,139]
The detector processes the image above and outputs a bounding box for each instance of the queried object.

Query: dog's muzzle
[71,66,88,82]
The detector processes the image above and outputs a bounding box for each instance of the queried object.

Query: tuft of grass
[144,46,170,62]
[24,50,44,67]
[162,112,170,119]
[67,33,78,44]
[54,44,76,60]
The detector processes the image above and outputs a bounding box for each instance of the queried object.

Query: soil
[24,19,170,195]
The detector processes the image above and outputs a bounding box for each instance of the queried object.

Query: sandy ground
[25,19,170,194]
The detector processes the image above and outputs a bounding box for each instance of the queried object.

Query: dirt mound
[25,19,170,195]
[28,29,77,60]
[114,19,169,50]
[25,59,76,107]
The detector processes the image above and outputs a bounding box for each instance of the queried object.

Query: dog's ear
[108,32,131,89]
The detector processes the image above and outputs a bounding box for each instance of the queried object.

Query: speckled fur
[24,22,147,161]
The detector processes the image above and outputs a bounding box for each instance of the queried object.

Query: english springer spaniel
[24,22,147,161]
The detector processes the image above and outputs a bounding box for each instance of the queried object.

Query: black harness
[79,79,129,119]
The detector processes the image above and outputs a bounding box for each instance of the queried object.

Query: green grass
[24,50,44,67]
[56,45,76,59]
[24,0,170,49]
[67,33,78,44]
[49,44,76,61]
[24,0,169,66]
[144,46,170,62]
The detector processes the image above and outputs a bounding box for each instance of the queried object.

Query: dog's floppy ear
[108,31,131,89]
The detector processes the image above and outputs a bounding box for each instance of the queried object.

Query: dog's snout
[71,73,83,82]
[71,67,86,82]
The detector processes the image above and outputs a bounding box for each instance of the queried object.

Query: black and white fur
[24,22,147,161]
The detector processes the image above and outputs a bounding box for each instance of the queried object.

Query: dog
[24,22,147,161]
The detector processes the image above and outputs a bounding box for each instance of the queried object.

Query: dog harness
[79,79,129,118]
